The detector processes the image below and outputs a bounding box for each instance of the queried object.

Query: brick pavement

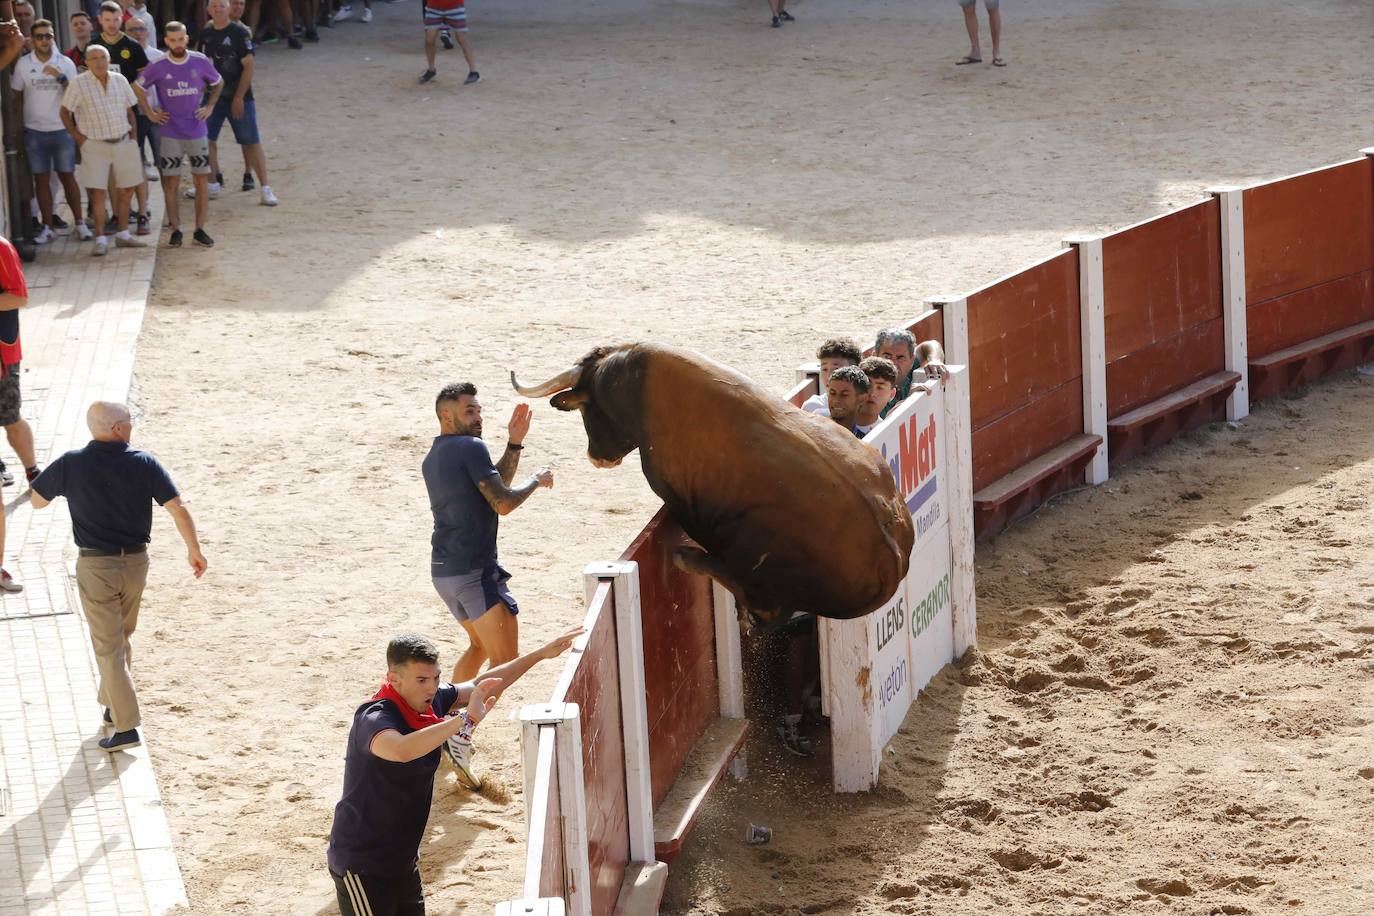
[0,195,189,916]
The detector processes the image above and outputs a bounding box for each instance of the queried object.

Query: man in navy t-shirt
[327,627,580,916]
[421,382,553,785]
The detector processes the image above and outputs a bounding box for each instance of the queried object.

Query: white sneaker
[34,226,55,245]
[260,186,278,207]
[208,182,222,199]
[334,4,353,19]
[444,734,482,789]
[360,6,372,22]
[184,185,196,199]
[0,568,22,592]
[92,237,109,257]
[75,223,93,241]
[144,164,159,181]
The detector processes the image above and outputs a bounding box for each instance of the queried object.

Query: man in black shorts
[422,382,553,785]
[327,627,580,916]
[0,236,37,592]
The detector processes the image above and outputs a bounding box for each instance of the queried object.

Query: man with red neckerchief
[326,626,580,916]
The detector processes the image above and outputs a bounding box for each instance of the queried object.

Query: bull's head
[511,346,642,469]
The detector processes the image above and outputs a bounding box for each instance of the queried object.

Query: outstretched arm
[454,626,583,706]
[477,466,553,516]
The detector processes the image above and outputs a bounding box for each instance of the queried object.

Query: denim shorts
[25,128,76,174]
[206,97,261,146]
[433,565,520,623]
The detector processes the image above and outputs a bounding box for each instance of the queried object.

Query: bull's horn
[510,365,582,398]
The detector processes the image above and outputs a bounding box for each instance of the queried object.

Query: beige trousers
[75,553,150,732]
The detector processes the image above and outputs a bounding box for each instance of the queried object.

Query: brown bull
[511,343,915,622]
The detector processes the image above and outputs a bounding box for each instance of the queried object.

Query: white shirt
[140,43,164,106]
[801,392,830,418]
[128,5,156,40]
[11,51,78,132]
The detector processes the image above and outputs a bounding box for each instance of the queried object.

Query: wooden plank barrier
[1242,156,1374,399]
[1098,198,1239,464]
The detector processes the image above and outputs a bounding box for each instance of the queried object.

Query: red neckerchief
[372,683,443,731]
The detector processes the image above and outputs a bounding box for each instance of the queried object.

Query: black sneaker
[242,171,255,191]
[0,463,13,486]
[771,15,781,28]
[51,214,69,230]
[193,228,215,248]
[99,729,141,752]
[464,71,480,85]
[440,29,453,50]
[304,28,319,42]
[288,35,303,49]
[419,68,436,84]
[779,9,795,20]
[24,465,40,484]
[168,229,183,247]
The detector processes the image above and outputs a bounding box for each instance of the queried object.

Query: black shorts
[331,867,424,916]
[0,363,22,427]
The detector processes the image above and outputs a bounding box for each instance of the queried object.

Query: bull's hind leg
[672,547,785,628]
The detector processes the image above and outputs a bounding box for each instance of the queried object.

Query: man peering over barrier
[801,337,862,417]
[875,327,947,418]
[826,364,869,437]
[855,356,899,436]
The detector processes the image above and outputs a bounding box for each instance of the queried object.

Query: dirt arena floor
[125,0,1374,912]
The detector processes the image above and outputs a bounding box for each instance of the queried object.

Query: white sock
[95,235,107,243]
[115,230,131,240]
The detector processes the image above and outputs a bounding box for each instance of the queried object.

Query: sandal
[992,57,1007,67]
[956,55,981,65]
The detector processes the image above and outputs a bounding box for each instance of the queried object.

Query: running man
[418,0,477,86]
[134,22,223,247]
[327,627,581,915]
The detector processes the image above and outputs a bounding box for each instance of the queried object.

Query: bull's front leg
[672,546,785,628]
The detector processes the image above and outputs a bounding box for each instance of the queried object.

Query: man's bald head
[87,401,132,441]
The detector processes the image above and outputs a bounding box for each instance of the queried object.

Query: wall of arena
[496,149,1374,916]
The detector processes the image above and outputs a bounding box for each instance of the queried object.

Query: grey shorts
[0,363,20,427]
[157,136,212,177]
[959,0,999,8]
[433,565,520,623]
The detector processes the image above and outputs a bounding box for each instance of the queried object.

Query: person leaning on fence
[875,329,947,419]
[855,356,898,436]
[801,337,861,418]
[59,44,146,257]
[826,365,869,438]
[30,401,207,752]
[326,627,581,916]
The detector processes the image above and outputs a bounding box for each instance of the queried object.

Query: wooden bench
[652,716,749,864]
[1107,370,1241,465]
[972,433,1102,538]
[1249,319,1374,401]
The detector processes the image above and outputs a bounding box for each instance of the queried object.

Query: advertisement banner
[869,384,949,557]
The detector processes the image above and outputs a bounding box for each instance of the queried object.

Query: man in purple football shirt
[132,21,222,248]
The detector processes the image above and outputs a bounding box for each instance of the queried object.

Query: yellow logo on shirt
[120,49,130,59]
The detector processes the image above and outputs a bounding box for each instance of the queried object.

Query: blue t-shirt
[421,435,499,576]
[31,440,180,550]
[327,684,459,877]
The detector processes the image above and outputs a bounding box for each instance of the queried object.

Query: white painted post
[926,296,969,367]
[1065,237,1109,484]
[553,704,591,916]
[940,364,978,656]
[796,362,819,385]
[583,561,655,865]
[518,705,559,835]
[496,900,568,916]
[1210,186,1250,421]
[711,581,748,779]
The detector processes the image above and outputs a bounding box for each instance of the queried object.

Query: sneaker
[334,4,352,20]
[75,222,93,241]
[419,68,436,84]
[360,6,372,22]
[464,70,480,85]
[98,729,141,752]
[184,185,196,199]
[34,226,55,245]
[304,28,319,42]
[439,28,453,50]
[775,714,814,757]
[115,234,147,248]
[93,238,109,257]
[771,15,780,27]
[288,35,303,49]
[0,569,21,592]
[208,182,221,199]
[51,214,69,230]
[444,733,482,789]
[193,228,215,248]
[242,171,255,191]
[779,9,795,20]
[168,229,182,247]
[260,186,278,206]
[144,163,159,181]
[135,213,151,236]
[0,464,11,485]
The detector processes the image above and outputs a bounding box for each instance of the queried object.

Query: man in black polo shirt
[30,400,207,752]
[327,626,580,916]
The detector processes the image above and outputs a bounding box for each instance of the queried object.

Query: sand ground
[123,0,1374,912]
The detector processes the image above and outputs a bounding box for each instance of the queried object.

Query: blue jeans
[205,97,261,146]
[25,128,76,174]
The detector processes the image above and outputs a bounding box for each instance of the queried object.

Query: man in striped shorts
[418,0,476,86]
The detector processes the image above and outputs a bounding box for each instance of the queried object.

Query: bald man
[31,401,207,752]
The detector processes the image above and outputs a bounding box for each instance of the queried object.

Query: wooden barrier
[1242,157,1374,398]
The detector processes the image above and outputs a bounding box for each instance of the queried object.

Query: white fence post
[515,703,589,916]
[496,900,567,916]
[711,581,748,779]
[1066,236,1109,484]
[940,364,978,657]
[583,561,655,865]
[1210,186,1250,421]
[926,295,969,367]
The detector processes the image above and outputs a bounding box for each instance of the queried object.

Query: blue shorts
[433,565,520,623]
[25,128,76,174]
[206,97,261,146]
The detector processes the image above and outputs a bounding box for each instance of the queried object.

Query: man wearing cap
[30,401,208,752]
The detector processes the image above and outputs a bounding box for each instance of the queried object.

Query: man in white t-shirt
[11,19,83,244]
[800,337,861,418]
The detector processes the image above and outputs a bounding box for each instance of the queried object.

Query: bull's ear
[551,390,588,411]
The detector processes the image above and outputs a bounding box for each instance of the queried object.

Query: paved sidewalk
[0,200,189,915]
